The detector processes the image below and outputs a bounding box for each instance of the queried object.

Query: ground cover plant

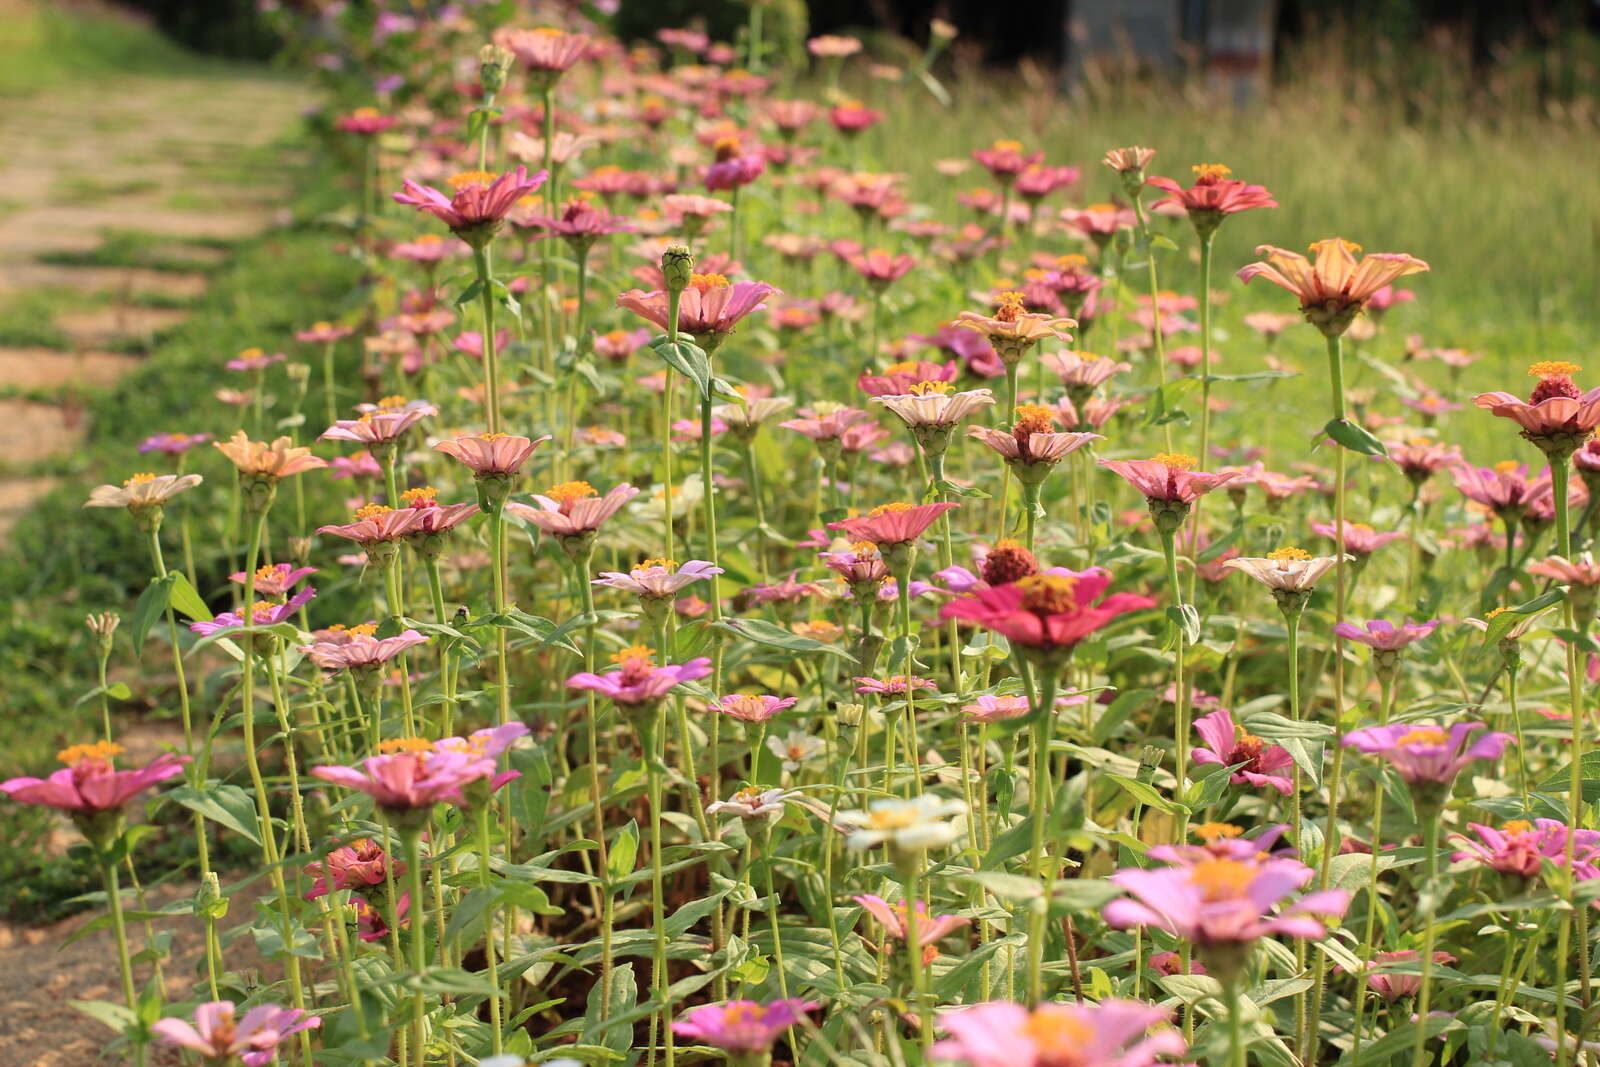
[5,3,1600,1067]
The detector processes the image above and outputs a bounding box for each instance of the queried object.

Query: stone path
[0,67,310,538]
[0,41,309,1065]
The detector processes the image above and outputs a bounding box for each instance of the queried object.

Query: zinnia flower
[1104,854,1350,949]
[954,291,1074,366]
[828,501,958,546]
[1310,520,1404,556]
[616,275,779,347]
[1473,360,1600,454]
[1356,950,1458,1002]
[943,570,1153,655]
[214,431,328,480]
[594,558,722,599]
[505,481,639,537]
[1,741,189,815]
[1342,721,1513,787]
[84,472,202,517]
[567,647,712,706]
[393,167,549,244]
[706,787,794,820]
[933,998,1186,1067]
[305,838,398,898]
[312,742,495,812]
[1237,238,1430,336]
[854,894,970,963]
[300,625,428,671]
[713,693,798,723]
[1192,709,1294,795]
[838,794,966,852]
[153,1001,321,1067]
[672,999,818,1052]
[1222,547,1347,593]
[1146,163,1276,236]
[969,405,1102,478]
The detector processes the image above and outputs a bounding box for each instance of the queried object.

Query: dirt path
[0,57,310,538]
[0,28,310,1063]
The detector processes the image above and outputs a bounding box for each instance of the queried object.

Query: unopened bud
[478,43,513,96]
[662,245,694,292]
[86,612,121,639]
[285,361,311,383]
[837,702,865,727]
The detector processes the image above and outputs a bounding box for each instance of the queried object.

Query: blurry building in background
[1065,0,1278,101]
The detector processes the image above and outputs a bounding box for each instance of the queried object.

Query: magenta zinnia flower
[1,742,189,815]
[1331,618,1439,651]
[1146,163,1276,235]
[1310,519,1405,556]
[567,650,713,706]
[1452,819,1590,880]
[190,587,317,636]
[305,838,399,898]
[1100,453,1239,503]
[1342,721,1513,786]
[230,562,317,598]
[672,999,818,1052]
[153,1001,321,1067]
[712,693,798,723]
[933,999,1187,1067]
[434,431,549,475]
[393,167,548,239]
[941,570,1154,652]
[828,501,958,546]
[1192,709,1294,795]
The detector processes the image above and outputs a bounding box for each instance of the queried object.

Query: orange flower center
[1397,726,1448,746]
[1152,452,1196,470]
[348,623,380,637]
[689,273,730,291]
[354,503,393,521]
[546,481,597,504]
[1191,162,1232,182]
[868,502,914,516]
[1190,858,1257,901]
[609,644,656,664]
[1529,360,1581,379]
[58,740,125,765]
[1493,460,1520,473]
[448,170,498,189]
[884,361,921,375]
[1021,1008,1094,1063]
[378,737,434,754]
[123,472,158,486]
[1196,821,1244,842]
[400,487,438,506]
[638,558,677,571]
[1308,238,1362,255]
[1016,573,1079,614]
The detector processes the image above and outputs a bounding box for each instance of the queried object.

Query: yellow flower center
[868,502,914,516]
[1503,820,1534,835]
[689,273,730,291]
[1529,360,1581,379]
[254,564,281,581]
[1087,202,1117,213]
[1192,163,1233,180]
[348,623,379,637]
[908,380,955,395]
[1493,460,1521,473]
[884,361,921,375]
[376,394,408,410]
[479,432,509,440]
[1152,452,1196,470]
[123,472,158,486]
[733,787,763,804]
[354,503,394,521]
[1190,858,1257,901]
[1397,726,1448,746]
[58,740,125,764]
[1308,238,1363,255]
[311,321,334,331]
[352,107,380,119]
[1016,573,1079,614]
[991,139,1024,152]
[638,558,677,571]
[448,170,498,188]
[238,347,263,360]
[994,538,1025,552]
[1267,546,1312,561]
[377,737,434,754]
[1195,821,1244,842]
[400,487,438,506]
[866,806,920,830]
[1055,253,1089,269]
[609,644,656,664]
[416,234,444,245]
[546,481,597,504]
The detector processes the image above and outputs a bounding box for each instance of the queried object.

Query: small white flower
[766,730,826,772]
[839,794,966,853]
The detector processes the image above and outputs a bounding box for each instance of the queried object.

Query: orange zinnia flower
[1237,239,1429,336]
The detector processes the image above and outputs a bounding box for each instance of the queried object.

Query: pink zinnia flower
[970,405,1102,469]
[1311,519,1405,556]
[594,558,722,599]
[1,742,189,815]
[873,384,996,431]
[1192,709,1295,795]
[230,562,316,598]
[941,569,1154,652]
[959,694,1032,722]
[672,999,818,1052]
[1342,721,1513,785]
[190,587,316,637]
[1357,950,1459,1002]
[321,404,435,446]
[846,248,916,289]
[781,406,874,441]
[858,359,958,397]
[1332,618,1440,651]
[1387,437,1462,483]
[568,650,713,706]
[354,891,409,942]
[153,1001,320,1067]
[1100,453,1239,503]
[300,625,428,671]
[1528,555,1600,586]
[933,999,1187,1067]
[828,501,958,546]
[855,675,938,695]
[306,838,398,898]
[499,26,591,75]
[505,481,639,537]
[434,431,550,475]
[616,275,779,343]
[1473,360,1600,441]
[1452,819,1589,880]
[1146,163,1276,234]
[1104,854,1350,947]
[295,321,354,344]
[828,100,881,133]
[712,693,798,723]
[138,431,211,455]
[1060,202,1136,243]
[312,744,494,811]
[335,108,396,136]
[393,167,549,238]
[853,893,970,963]
[1453,462,1551,517]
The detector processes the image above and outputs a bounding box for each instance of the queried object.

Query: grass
[0,4,213,97]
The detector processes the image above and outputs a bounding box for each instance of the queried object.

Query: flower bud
[836,702,865,727]
[479,43,513,96]
[661,245,694,292]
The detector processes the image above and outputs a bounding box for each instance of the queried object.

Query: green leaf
[130,572,176,648]
[1323,417,1388,456]
[167,572,211,621]
[652,337,712,398]
[70,999,136,1034]
[1165,603,1201,645]
[1482,587,1565,644]
[417,967,497,996]
[167,783,262,846]
[712,617,857,662]
[1107,773,1183,814]
[1537,750,1600,802]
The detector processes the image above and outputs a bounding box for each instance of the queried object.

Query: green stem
[404,828,427,1067]
[472,244,502,433]
[1026,666,1059,1006]
[1410,812,1443,1067]
[476,805,503,1055]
